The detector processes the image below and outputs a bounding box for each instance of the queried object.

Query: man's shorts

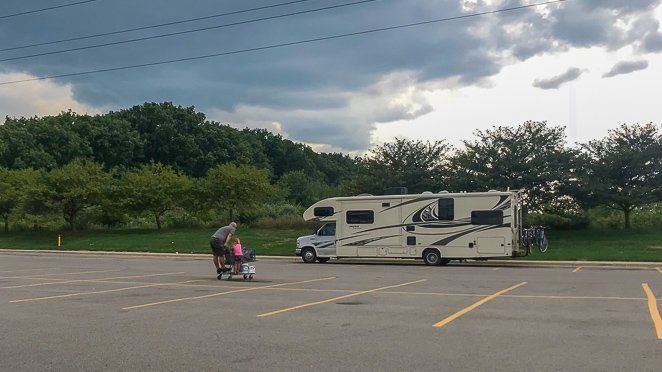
[210,238,229,257]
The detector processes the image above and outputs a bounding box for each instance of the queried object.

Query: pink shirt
[233,243,243,257]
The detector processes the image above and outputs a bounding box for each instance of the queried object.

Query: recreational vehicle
[295,190,525,265]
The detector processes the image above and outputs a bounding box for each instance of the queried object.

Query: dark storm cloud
[0,0,660,150]
[532,67,584,90]
[602,60,649,78]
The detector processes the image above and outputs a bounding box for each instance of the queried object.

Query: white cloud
[0,71,101,118]
[374,47,662,147]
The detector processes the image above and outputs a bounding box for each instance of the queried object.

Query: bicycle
[522,226,548,253]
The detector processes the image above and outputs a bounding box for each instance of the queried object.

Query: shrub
[252,215,313,229]
[525,212,589,229]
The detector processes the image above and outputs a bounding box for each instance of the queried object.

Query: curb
[1,249,659,269]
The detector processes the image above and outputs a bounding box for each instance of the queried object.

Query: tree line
[1,102,660,231]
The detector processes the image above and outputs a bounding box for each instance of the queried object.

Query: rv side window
[471,210,503,225]
[438,198,454,220]
[314,207,334,217]
[346,210,374,224]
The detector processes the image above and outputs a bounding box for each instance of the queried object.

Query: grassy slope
[0,228,660,262]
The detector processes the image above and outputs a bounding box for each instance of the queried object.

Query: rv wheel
[302,248,317,263]
[423,250,441,266]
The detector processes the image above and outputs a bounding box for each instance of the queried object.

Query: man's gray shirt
[212,226,235,241]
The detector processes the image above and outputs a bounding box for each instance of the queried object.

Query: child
[232,238,243,275]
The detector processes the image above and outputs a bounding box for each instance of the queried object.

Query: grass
[521,229,662,262]
[0,227,311,257]
[0,227,660,262]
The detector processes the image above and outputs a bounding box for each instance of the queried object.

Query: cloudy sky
[0,0,661,153]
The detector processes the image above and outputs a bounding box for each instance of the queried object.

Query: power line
[0,0,382,63]
[0,0,321,53]
[0,0,101,20]
[0,0,567,86]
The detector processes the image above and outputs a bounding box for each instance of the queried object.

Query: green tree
[201,163,273,221]
[276,170,334,207]
[0,168,38,232]
[354,138,450,195]
[41,160,111,231]
[121,163,192,229]
[450,121,576,211]
[572,123,662,228]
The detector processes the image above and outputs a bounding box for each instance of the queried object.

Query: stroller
[219,247,256,281]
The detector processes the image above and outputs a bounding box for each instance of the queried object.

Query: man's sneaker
[216,268,223,274]
[217,273,223,280]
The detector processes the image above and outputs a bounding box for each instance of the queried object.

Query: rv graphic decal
[346,235,401,246]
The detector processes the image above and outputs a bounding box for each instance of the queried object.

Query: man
[210,222,237,277]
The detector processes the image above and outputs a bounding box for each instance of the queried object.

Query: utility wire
[0,0,101,20]
[0,0,567,86]
[0,0,382,62]
[0,0,321,52]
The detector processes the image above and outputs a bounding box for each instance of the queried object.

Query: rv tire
[423,249,442,266]
[317,257,330,263]
[439,258,451,265]
[301,248,317,263]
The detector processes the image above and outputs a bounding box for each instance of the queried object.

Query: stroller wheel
[243,274,248,279]
[249,274,254,279]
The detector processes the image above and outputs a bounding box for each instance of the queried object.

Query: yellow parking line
[0,272,185,289]
[642,283,662,339]
[433,282,527,328]
[258,279,427,317]
[123,276,337,310]
[572,267,582,273]
[0,269,121,280]
[10,280,202,303]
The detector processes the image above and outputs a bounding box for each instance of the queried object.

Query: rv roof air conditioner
[438,190,449,194]
[422,191,433,194]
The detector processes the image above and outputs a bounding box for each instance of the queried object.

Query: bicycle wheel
[538,234,549,253]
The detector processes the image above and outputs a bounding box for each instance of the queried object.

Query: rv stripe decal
[345,235,401,246]
[431,225,491,246]
[492,195,509,209]
[431,223,510,246]
[379,197,436,213]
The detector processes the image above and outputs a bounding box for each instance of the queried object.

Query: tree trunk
[65,213,76,231]
[155,213,162,230]
[229,208,234,222]
[623,208,631,229]
[3,215,8,233]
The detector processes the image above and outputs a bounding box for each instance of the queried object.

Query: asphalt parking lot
[0,252,660,371]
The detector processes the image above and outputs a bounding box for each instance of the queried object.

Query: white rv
[295,190,525,265]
